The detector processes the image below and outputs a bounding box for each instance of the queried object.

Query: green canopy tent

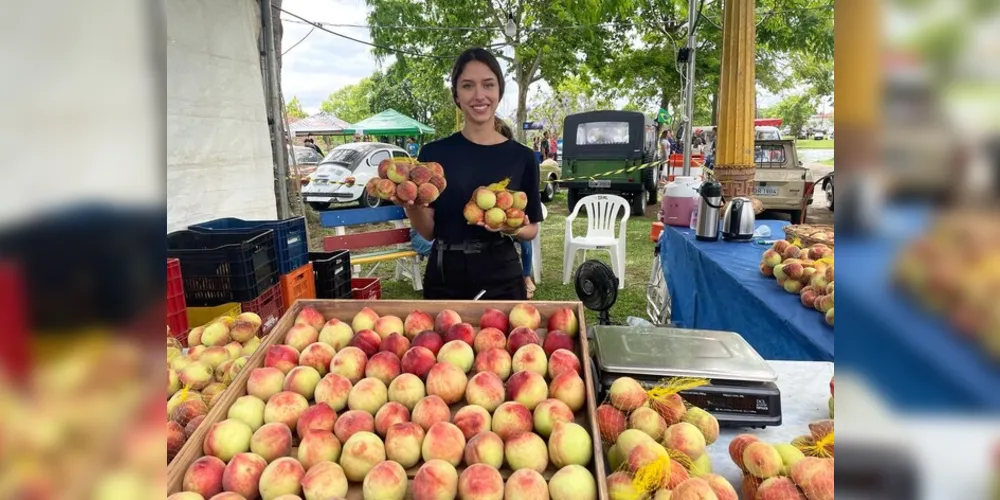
[344,109,435,137]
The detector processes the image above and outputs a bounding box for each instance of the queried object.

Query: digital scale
[589,325,783,428]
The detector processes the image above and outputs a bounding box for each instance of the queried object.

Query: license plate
[754,186,779,196]
[588,179,611,188]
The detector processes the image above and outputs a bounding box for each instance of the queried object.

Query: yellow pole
[714,0,759,210]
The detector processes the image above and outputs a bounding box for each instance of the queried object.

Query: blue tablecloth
[660,220,835,361]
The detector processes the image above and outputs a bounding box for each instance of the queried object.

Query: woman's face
[455,60,500,126]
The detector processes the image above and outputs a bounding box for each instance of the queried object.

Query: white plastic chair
[562,194,630,289]
[530,204,548,283]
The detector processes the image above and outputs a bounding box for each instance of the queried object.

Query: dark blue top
[407,142,419,156]
[417,132,542,244]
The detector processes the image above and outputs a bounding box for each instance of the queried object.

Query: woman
[391,48,543,300]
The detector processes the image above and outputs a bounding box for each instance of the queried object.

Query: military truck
[561,111,659,216]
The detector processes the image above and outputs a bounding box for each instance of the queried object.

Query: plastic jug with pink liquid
[661,176,701,227]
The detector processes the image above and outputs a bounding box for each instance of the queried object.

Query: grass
[818,158,835,167]
[795,139,834,150]
[306,191,661,327]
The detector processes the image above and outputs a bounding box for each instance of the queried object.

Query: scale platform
[590,325,782,428]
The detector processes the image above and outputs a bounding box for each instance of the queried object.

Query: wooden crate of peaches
[598,377,741,500]
[166,300,608,500]
[728,419,834,499]
[759,240,835,327]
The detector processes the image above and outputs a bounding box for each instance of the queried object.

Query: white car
[301,142,412,211]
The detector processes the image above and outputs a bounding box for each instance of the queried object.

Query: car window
[298,149,322,164]
[576,122,630,145]
[755,145,786,166]
[368,150,391,166]
[321,148,362,165]
[392,150,410,159]
[756,130,781,141]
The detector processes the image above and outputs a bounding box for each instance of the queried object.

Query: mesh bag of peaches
[365,158,448,204]
[463,179,530,231]
[728,419,834,500]
[171,303,612,500]
[760,239,835,327]
[598,376,741,499]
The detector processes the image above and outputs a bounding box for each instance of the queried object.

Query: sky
[279,0,785,120]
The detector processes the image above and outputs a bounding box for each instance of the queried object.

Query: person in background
[548,133,558,161]
[496,120,537,298]
[659,130,672,161]
[304,137,324,156]
[540,130,551,159]
[406,137,419,157]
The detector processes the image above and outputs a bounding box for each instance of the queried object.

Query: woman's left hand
[477,215,530,235]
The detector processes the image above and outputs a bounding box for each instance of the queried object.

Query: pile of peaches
[366,159,447,205]
[170,303,604,500]
[729,419,834,500]
[760,239,835,327]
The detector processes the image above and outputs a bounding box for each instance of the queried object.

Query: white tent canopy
[288,111,351,137]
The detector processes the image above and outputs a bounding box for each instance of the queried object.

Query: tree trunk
[711,91,718,125]
[516,83,529,144]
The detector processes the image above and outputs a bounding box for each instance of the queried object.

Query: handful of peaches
[463,179,529,231]
[365,159,447,206]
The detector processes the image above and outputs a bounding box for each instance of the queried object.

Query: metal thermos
[695,179,723,241]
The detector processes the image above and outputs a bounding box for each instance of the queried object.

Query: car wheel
[631,190,647,216]
[567,188,580,213]
[787,210,803,224]
[541,180,555,202]
[825,180,834,211]
[308,202,330,211]
[363,191,382,209]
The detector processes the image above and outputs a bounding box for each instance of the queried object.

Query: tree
[764,93,816,137]
[285,96,307,120]
[320,78,376,123]
[364,0,631,142]
[528,74,614,138]
[368,58,457,139]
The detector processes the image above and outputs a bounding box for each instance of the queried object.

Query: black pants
[423,240,527,300]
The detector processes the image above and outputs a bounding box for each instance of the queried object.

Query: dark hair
[494,119,514,139]
[450,48,505,106]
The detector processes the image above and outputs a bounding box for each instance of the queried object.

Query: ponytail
[494,116,514,140]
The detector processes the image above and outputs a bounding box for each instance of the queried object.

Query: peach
[464,430,504,468]
[547,349,582,379]
[607,472,643,500]
[300,461,348,500]
[438,340,475,373]
[283,366,321,399]
[330,346,367,383]
[388,162,411,183]
[314,373,352,411]
[209,492,246,500]
[825,307,834,326]
[453,405,491,440]
[509,303,542,330]
[672,478,717,499]
[441,323,473,347]
[465,371,505,412]
[783,278,804,294]
[651,393,687,425]
[761,249,783,267]
[168,368,181,397]
[413,331,444,355]
[495,190,514,210]
[224,357,248,383]
[377,158,393,178]
[318,318,354,350]
[405,310,436,339]
[548,465,596,500]
[422,421,467,466]
[397,179,420,202]
[186,415,207,438]
[459,463,504,500]
[339,431,386,482]
[783,262,804,281]
[773,264,788,281]
[542,331,575,356]
[352,306,380,332]
[375,401,411,436]
[426,362,469,405]
[187,326,205,347]
[333,409,375,442]
[681,407,719,445]
[375,315,405,339]
[691,453,712,477]
[412,459,459,500]
[258,457,304,500]
[626,439,669,473]
[201,382,228,407]
[202,418,253,462]
[606,443,624,471]
[363,460,407,500]
[295,306,325,330]
[236,311,262,329]
[703,474,738,500]
[774,443,806,475]
[728,434,760,471]
[200,346,231,368]
[781,244,802,260]
[350,328,382,357]
[298,342,335,376]
[629,406,668,441]
[412,395,451,431]
[790,457,833,500]
[171,397,209,428]
[504,469,548,500]
[435,309,462,334]
[492,402,533,441]
[285,324,319,352]
[388,372,426,410]
[386,421,426,467]
[756,477,804,500]
[250,422,292,462]
[380,332,411,359]
[479,308,510,333]
[296,403,337,439]
[228,395,266,431]
[264,345,300,375]
[761,262,775,277]
[366,351,401,385]
[297,429,341,470]
[179,362,214,391]
[221,452,266,500]
[183,455,226,498]
[743,441,783,479]
[507,370,548,410]
[241,336,261,357]
[533,398,574,437]
[512,344,547,376]
[473,327,506,353]
[609,377,648,411]
[202,321,232,347]
[188,345,207,359]
[549,371,586,412]
[464,201,485,224]
[549,421,593,467]
[547,308,579,336]
[485,208,506,228]
[263,391,309,429]
[376,178,397,199]
[597,404,627,443]
[663,422,707,461]
[507,327,541,355]
[663,458,692,489]
[402,346,437,379]
[474,347,512,381]
[167,421,186,462]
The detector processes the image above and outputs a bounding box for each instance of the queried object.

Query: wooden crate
[168,299,609,499]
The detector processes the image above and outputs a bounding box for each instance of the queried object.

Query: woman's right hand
[390,195,431,210]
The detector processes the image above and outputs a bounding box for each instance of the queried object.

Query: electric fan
[574,260,619,326]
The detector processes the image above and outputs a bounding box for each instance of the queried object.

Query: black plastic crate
[309,250,352,299]
[167,229,278,306]
[189,216,308,275]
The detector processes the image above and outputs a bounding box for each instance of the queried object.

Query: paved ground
[805,162,834,224]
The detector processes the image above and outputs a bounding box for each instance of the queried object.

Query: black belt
[433,239,509,282]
